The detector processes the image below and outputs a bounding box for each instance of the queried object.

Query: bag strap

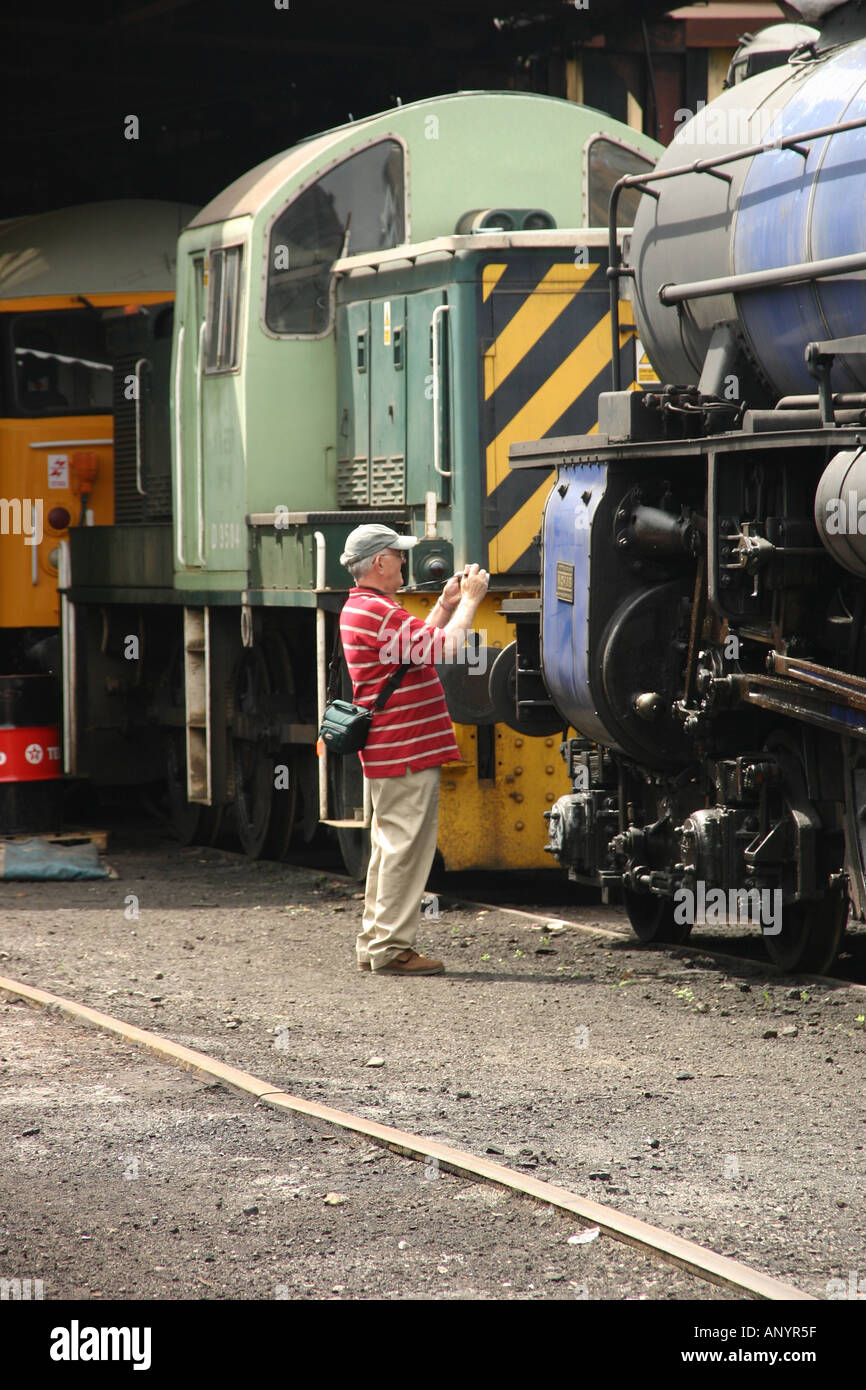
[326,624,344,704]
[330,605,410,710]
[374,660,409,710]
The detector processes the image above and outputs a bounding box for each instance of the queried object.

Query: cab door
[175,245,246,576]
[336,300,370,506]
[369,295,406,506]
[175,252,206,570]
[406,288,449,505]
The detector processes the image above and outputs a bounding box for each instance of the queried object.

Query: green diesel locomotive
[62,91,659,875]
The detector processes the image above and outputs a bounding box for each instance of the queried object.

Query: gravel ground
[1,818,865,1302]
[0,1000,728,1302]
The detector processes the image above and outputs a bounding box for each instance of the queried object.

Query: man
[338,523,489,975]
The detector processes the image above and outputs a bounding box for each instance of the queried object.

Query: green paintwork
[69,525,174,591]
[249,523,360,594]
[168,92,660,600]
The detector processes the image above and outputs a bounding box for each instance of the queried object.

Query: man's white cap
[340,524,418,568]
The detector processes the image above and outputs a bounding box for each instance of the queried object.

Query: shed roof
[0,200,198,299]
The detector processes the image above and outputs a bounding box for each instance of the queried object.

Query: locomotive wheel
[196,802,225,847]
[232,647,274,859]
[764,885,848,975]
[165,730,203,846]
[264,750,296,860]
[294,746,322,844]
[763,731,848,974]
[842,738,866,921]
[262,632,298,860]
[623,887,692,945]
[329,750,370,880]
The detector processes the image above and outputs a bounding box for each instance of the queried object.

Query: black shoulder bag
[318,626,409,756]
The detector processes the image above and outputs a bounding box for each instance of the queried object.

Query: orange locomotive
[0,200,194,828]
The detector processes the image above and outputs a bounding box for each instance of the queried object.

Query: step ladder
[183,606,211,804]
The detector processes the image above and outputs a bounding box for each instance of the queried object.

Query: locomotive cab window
[204,245,243,373]
[11,311,112,415]
[586,137,655,227]
[266,139,405,337]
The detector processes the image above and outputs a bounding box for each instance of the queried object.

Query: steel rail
[0,971,815,1300]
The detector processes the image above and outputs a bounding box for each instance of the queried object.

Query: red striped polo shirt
[340,586,460,777]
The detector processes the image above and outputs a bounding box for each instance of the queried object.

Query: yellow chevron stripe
[489,378,640,569]
[483,261,598,402]
[486,309,613,497]
[489,475,554,574]
[482,263,508,302]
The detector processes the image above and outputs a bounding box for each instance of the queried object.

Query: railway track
[0,971,812,1301]
[152,798,866,986]
[2,826,863,1310]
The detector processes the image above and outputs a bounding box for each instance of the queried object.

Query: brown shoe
[373,949,444,976]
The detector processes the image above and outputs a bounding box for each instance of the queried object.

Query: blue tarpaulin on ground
[0,837,109,880]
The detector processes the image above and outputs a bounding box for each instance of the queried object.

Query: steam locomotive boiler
[512,3,866,972]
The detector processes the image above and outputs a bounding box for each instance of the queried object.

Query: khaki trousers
[357,766,441,970]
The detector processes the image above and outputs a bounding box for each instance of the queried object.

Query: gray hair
[348,552,380,583]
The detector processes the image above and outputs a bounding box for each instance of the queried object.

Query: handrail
[174,325,186,567]
[606,113,866,391]
[58,540,76,775]
[314,531,328,822]
[28,437,113,449]
[431,303,452,477]
[195,321,206,565]
[660,249,866,306]
[133,357,148,496]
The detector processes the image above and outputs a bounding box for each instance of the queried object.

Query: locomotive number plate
[555,562,574,603]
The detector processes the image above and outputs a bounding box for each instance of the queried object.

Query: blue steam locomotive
[514,3,866,972]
